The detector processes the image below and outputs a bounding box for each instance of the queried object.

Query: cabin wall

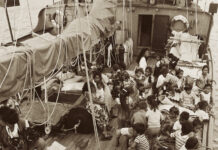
[115,5,212,55]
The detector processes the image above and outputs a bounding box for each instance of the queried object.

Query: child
[143,67,154,99]
[128,123,150,150]
[198,65,212,87]
[173,111,190,131]
[146,95,163,138]
[131,101,147,126]
[134,68,145,84]
[137,48,150,71]
[192,118,203,143]
[137,82,146,100]
[200,84,213,105]
[175,69,185,93]
[165,106,180,127]
[192,79,204,105]
[195,101,209,122]
[170,121,194,150]
[180,137,199,150]
[180,85,195,110]
[96,81,105,103]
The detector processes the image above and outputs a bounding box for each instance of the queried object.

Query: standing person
[82,82,111,140]
[0,106,46,150]
[137,48,150,71]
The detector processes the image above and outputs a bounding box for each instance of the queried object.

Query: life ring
[171,15,189,32]
[51,10,67,29]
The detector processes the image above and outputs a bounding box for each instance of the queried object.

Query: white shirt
[195,109,209,121]
[139,57,147,71]
[173,120,182,131]
[156,75,166,88]
[170,46,181,59]
[200,92,211,104]
[179,145,187,150]
[96,88,104,103]
[146,109,163,128]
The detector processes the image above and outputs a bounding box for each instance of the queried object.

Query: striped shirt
[134,134,150,150]
[171,130,189,150]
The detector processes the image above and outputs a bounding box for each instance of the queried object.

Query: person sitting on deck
[134,68,145,84]
[173,111,190,132]
[179,136,199,150]
[146,95,164,142]
[195,101,209,122]
[0,106,46,150]
[200,84,213,106]
[143,67,154,99]
[192,118,203,144]
[180,85,195,110]
[115,102,147,148]
[137,48,150,71]
[56,65,75,82]
[82,82,111,140]
[198,65,212,87]
[170,121,194,150]
[192,79,204,105]
[128,123,150,150]
[175,69,185,93]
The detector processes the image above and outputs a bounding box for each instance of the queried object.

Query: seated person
[134,68,145,84]
[192,79,204,105]
[128,123,150,150]
[96,81,105,103]
[164,106,180,127]
[195,101,209,122]
[170,121,194,150]
[180,85,195,110]
[192,118,203,144]
[173,111,189,131]
[200,84,213,105]
[131,101,147,126]
[180,137,199,150]
[0,106,46,150]
[175,69,185,93]
[198,65,212,87]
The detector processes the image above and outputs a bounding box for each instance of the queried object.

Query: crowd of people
[81,48,214,150]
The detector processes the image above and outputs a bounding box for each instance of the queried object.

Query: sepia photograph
[0,0,218,149]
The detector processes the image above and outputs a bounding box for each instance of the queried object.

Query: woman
[198,65,212,87]
[82,82,111,140]
[137,48,150,71]
[0,106,46,150]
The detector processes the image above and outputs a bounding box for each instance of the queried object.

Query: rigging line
[185,0,189,21]
[122,0,125,41]
[84,1,101,149]
[26,0,33,32]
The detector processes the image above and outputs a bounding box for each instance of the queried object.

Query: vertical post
[5,6,14,42]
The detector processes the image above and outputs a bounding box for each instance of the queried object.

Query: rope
[83,1,101,149]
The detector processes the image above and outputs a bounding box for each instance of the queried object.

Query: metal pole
[5,6,14,42]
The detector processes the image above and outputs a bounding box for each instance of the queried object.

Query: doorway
[138,15,152,47]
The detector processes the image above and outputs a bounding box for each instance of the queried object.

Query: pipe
[5,7,14,42]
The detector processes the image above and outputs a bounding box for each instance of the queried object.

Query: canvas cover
[0,0,115,102]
